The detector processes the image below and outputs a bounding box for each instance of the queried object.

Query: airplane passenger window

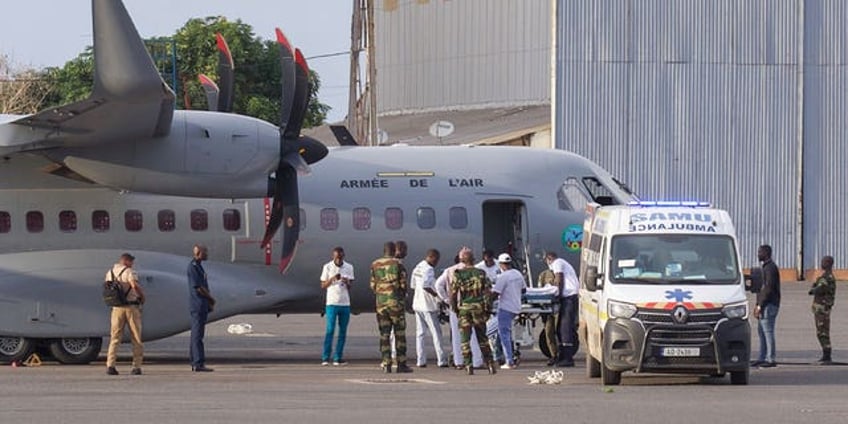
[320,208,339,231]
[158,210,176,232]
[191,209,209,231]
[125,210,143,232]
[0,211,10,233]
[223,209,241,231]
[558,178,590,211]
[385,207,403,230]
[353,207,371,231]
[449,207,468,229]
[92,210,110,232]
[417,207,436,230]
[59,210,77,233]
[26,211,44,233]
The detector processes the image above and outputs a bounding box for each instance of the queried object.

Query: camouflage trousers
[812,303,832,349]
[458,306,493,366]
[376,307,407,365]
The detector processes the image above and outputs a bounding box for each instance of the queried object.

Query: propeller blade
[283,49,311,140]
[329,125,359,146]
[197,74,219,112]
[215,33,235,113]
[260,165,299,273]
[282,151,311,176]
[276,28,297,136]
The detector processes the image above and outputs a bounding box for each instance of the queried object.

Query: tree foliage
[38,17,330,127]
[0,55,53,114]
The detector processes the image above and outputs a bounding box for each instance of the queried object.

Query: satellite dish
[428,120,455,138]
[377,129,389,145]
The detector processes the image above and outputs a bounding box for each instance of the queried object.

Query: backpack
[102,267,130,307]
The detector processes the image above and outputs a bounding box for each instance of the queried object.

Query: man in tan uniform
[105,253,145,375]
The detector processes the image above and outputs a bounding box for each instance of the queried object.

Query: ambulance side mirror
[585,266,603,291]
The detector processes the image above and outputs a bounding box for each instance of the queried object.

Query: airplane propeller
[260,29,328,273]
[198,33,235,112]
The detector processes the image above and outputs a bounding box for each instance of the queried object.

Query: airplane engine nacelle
[50,111,281,198]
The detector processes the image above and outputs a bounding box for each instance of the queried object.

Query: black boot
[818,348,832,364]
[555,345,574,368]
[487,360,497,375]
[465,365,474,375]
[396,363,413,373]
[382,363,392,373]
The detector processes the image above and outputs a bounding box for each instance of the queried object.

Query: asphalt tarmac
[2,283,848,424]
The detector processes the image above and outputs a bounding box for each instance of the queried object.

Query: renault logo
[672,305,689,324]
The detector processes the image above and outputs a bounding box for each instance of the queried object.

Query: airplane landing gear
[48,337,102,364]
[0,336,35,364]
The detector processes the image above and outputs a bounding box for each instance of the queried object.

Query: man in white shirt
[492,253,525,369]
[475,249,499,283]
[410,249,448,368]
[320,246,354,366]
[546,251,580,367]
[434,250,483,369]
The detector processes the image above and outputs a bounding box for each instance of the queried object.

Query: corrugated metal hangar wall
[376,0,551,114]
[554,0,848,278]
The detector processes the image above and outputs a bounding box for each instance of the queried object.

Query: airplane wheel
[49,337,102,365]
[0,336,35,364]
[538,332,552,358]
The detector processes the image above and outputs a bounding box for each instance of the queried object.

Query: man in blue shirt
[188,244,216,372]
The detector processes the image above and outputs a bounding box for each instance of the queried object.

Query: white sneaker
[333,361,348,366]
[500,363,516,370]
[321,361,329,366]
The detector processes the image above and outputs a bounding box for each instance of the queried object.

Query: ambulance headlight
[608,300,637,319]
[722,302,748,319]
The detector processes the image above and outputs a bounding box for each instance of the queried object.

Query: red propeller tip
[198,74,217,88]
[279,252,296,274]
[294,48,309,74]
[275,28,293,52]
[215,33,234,67]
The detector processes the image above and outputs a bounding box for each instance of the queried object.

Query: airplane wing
[0,0,174,155]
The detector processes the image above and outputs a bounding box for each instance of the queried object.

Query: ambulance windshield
[610,234,740,284]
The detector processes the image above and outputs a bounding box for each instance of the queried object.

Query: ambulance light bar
[627,200,711,208]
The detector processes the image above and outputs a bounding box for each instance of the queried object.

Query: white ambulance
[579,201,750,385]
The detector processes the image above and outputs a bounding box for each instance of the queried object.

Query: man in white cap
[492,253,526,369]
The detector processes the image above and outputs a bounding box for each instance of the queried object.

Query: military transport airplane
[0,0,635,364]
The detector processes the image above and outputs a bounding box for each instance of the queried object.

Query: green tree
[41,17,330,127]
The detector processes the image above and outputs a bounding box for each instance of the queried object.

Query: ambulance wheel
[730,369,749,385]
[48,337,102,364]
[586,353,601,378]
[0,336,35,364]
[601,355,621,385]
[538,332,552,358]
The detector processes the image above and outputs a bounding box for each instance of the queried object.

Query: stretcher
[487,286,559,364]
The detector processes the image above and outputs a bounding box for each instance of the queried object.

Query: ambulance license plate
[661,347,700,357]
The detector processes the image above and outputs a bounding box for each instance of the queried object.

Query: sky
[0,0,353,122]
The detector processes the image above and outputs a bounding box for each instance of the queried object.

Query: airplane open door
[482,200,532,283]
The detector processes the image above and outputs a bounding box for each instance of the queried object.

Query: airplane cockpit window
[158,210,176,232]
[320,208,339,231]
[417,207,436,230]
[582,177,617,206]
[0,211,10,233]
[59,210,77,233]
[26,211,44,233]
[449,206,468,229]
[92,210,110,232]
[353,207,371,231]
[385,207,403,230]
[558,178,591,211]
[191,209,209,232]
[223,209,241,231]
[125,210,143,232]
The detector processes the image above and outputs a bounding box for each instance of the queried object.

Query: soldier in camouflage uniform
[448,248,497,375]
[809,255,836,364]
[371,241,412,373]
[537,269,559,365]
